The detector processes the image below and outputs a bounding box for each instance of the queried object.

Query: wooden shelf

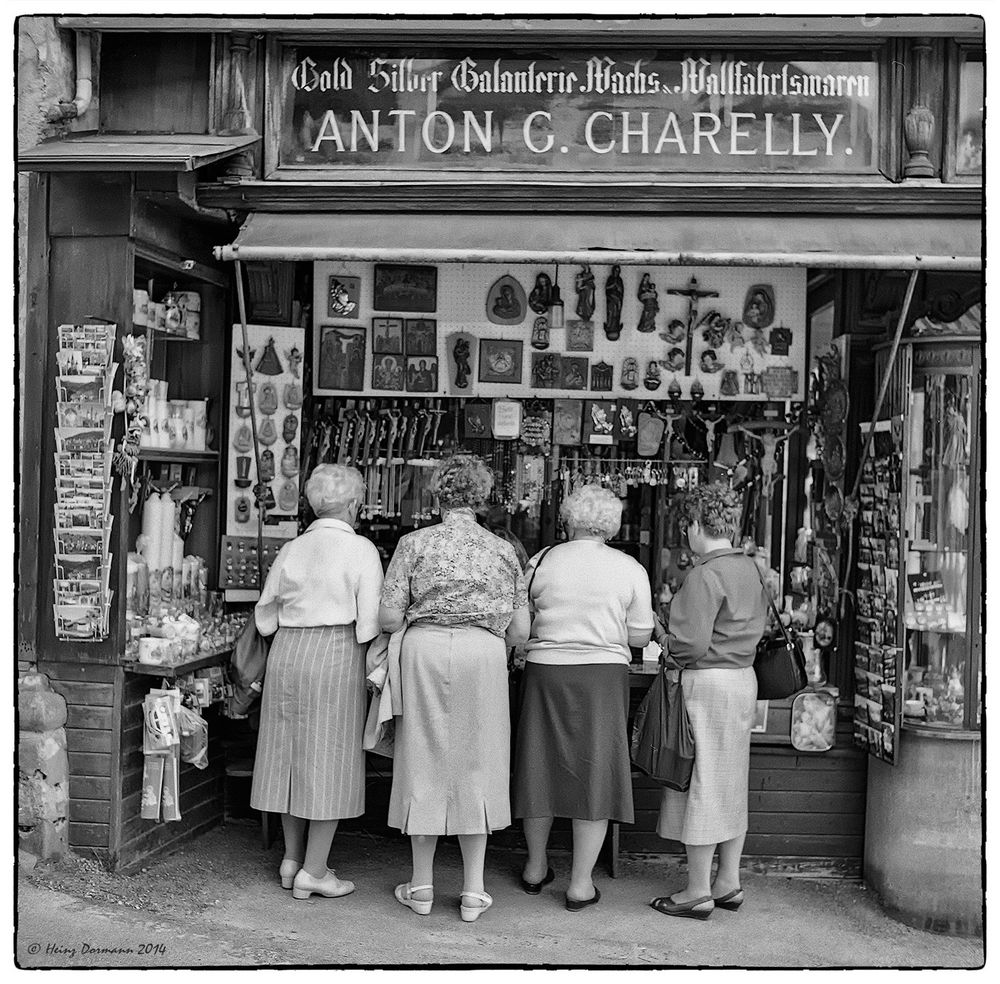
[135,324,200,342]
[124,647,232,679]
[138,448,219,464]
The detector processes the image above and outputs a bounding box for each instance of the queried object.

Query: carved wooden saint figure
[604,265,624,340]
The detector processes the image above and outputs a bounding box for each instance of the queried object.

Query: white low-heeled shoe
[291,868,355,900]
[395,882,434,916]
[460,891,493,923]
[279,859,301,890]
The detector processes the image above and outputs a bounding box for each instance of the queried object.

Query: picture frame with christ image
[316,324,366,393]
[406,356,439,393]
[372,353,404,391]
[372,317,403,355]
[404,318,437,356]
[374,264,437,313]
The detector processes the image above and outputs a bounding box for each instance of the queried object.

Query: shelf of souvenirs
[903,612,966,635]
[124,646,232,679]
[138,448,219,464]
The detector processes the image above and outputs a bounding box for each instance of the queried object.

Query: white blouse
[254,518,384,643]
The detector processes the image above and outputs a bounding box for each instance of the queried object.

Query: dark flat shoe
[713,888,744,911]
[521,866,555,895]
[649,895,714,920]
[565,886,601,911]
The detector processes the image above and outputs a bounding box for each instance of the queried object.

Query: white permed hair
[559,484,623,540]
[430,454,494,508]
[305,464,364,517]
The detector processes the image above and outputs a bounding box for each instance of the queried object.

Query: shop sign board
[271,45,881,175]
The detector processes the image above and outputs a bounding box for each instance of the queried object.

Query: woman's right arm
[378,538,410,634]
[667,567,723,667]
[505,558,531,647]
[253,549,286,637]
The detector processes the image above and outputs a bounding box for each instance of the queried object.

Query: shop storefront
[17,15,983,933]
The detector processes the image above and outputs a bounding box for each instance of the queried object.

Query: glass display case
[873,336,982,738]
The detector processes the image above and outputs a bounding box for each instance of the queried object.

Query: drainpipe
[44,30,93,122]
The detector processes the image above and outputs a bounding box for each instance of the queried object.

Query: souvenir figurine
[277,480,299,514]
[281,446,299,477]
[591,360,613,392]
[259,449,276,483]
[603,265,624,340]
[257,483,277,511]
[285,345,303,378]
[575,264,596,321]
[259,381,279,414]
[720,369,740,396]
[255,336,284,375]
[620,357,639,390]
[737,421,797,498]
[235,380,255,418]
[528,272,553,314]
[664,347,685,372]
[636,272,659,333]
[487,275,527,325]
[662,319,686,344]
[234,495,251,523]
[234,456,252,488]
[233,423,252,454]
[689,377,705,402]
[643,360,662,391]
[284,381,303,409]
[258,416,278,446]
[282,413,298,444]
[531,316,551,350]
[667,376,682,401]
[743,284,776,329]
[452,336,472,388]
[619,403,637,440]
[727,321,746,351]
[235,344,256,367]
[699,349,724,373]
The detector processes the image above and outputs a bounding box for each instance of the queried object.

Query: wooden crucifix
[666,276,720,376]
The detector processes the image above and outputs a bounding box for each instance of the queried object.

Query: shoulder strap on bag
[527,544,558,595]
[752,561,795,647]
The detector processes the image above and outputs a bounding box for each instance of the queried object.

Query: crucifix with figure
[667,276,720,375]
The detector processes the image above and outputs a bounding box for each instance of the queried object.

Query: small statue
[620,357,639,390]
[574,264,596,322]
[699,349,724,374]
[743,284,776,329]
[531,316,550,350]
[667,376,682,401]
[662,319,686,344]
[285,345,303,378]
[637,272,659,333]
[453,337,471,389]
[529,272,553,314]
[643,360,662,391]
[604,265,624,340]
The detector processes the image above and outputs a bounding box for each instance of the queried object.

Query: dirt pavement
[16,824,984,969]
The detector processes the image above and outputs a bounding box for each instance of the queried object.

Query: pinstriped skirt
[388,624,511,836]
[250,624,365,821]
[657,666,757,846]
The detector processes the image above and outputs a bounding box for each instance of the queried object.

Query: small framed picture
[406,356,438,393]
[372,353,404,391]
[464,403,493,439]
[479,339,524,384]
[530,352,561,389]
[372,317,403,355]
[327,275,361,319]
[560,356,589,390]
[405,318,437,356]
[374,264,437,313]
[566,320,595,352]
[316,324,366,392]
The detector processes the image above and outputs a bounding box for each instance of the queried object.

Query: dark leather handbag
[630,658,695,791]
[753,568,808,700]
[230,614,272,715]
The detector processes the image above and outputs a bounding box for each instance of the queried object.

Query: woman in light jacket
[512,484,653,911]
[250,464,384,901]
[650,483,767,920]
[379,455,530,923]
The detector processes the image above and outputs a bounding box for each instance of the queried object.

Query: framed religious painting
[327,275,361,319]
[479,339,523,385]
[316,324,366,393]
[372,317,404,355]
[406,356,439,393]
[373,264,437,313]
[371,353,405,391]
[404,318,437,356]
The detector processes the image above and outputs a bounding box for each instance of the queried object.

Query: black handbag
[229,614,272,715]
[630,657,695,791]
[753,568,808,700]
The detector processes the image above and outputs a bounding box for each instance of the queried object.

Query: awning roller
[216,212,981,271]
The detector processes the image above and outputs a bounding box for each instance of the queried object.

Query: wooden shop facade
[17,15,983,933]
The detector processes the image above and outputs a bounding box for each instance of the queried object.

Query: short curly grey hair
[430,454,494,509]
[560,484,623,540]
[305,464,364,517]
[678,482,742,541]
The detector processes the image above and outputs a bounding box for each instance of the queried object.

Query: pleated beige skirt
[657,666,757,846]
[250,624,365,821]
[388,624,511,836]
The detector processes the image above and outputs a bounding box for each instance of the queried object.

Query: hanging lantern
[549,267,565,329]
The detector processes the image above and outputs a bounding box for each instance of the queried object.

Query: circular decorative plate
[821,381,849,432]
[822,434,846,481]
[824,485,844,521]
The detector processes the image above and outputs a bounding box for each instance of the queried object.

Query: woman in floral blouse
[379,454,530,923]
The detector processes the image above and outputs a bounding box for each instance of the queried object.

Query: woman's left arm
[505,561,531,647]
[667,567,723,667]
[626,565,655,649]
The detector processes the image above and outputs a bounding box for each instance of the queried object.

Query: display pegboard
[313,261,806,402]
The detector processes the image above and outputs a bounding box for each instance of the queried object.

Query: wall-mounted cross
[666,276,720,375]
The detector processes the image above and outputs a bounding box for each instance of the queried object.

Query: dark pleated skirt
[512,661,634,823]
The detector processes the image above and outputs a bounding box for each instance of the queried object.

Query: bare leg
[303,819,339,878]
[567,818,607,902]
[457,834,488,899]
[712,832,746,897]
[409,834,437,902]
[522,817,554,884]
[672,842,716,903]
[281,813,306,863]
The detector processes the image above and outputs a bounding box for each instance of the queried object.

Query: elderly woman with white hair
[512,484,654,911]
[250,464,384,902]
[379,454,530,923]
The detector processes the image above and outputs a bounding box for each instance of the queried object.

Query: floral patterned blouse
[381,509,528,638]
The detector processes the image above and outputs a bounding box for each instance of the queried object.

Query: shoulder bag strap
[527,544,557,596]
[751,560,794,647]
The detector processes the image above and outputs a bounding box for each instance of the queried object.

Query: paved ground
[16,825,984,969]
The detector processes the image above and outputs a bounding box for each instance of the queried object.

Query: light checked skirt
[250,624,365,821]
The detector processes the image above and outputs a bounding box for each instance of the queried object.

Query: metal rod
[234,258,266,593]
[215,244,981,271]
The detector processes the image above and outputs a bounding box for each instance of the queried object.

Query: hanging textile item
[255,336,284,375]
